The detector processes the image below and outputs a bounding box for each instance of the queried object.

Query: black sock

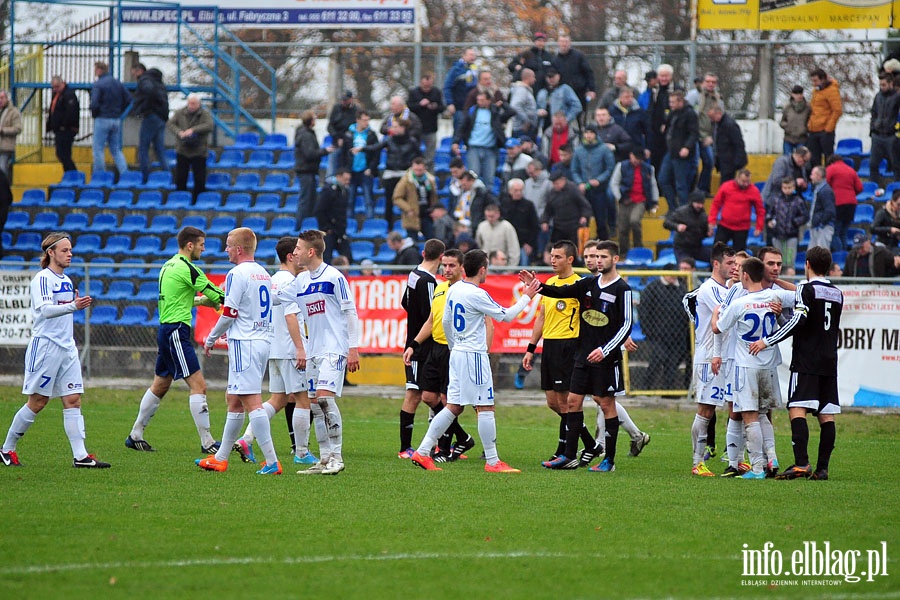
[605,417,620,463]
[438,418,456,453]
[706,411,717,449]
[790,416,810,466]
[817,421,836,472]
[449,418,470,445]
[556,415,567,456]
[565,412,583,459]
[579,419,596,450]
[399,410,415,451]
[285,402,296,449]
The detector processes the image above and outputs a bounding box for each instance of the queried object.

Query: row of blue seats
[51,170,300,194]
[73,305,159,328]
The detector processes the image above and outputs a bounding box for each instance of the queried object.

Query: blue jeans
[138,113,167,183]
[697,144,714,193]
[350,171,374,217]
[783,141,802,156]
[587,187,615,241]
[466,146,498,185]
[92,117,128,175]
[296,173,318,229]
[659,154,696,212]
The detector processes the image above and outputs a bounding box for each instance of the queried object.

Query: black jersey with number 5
[763,278,843,376]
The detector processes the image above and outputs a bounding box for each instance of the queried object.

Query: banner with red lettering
[194,273,543,354]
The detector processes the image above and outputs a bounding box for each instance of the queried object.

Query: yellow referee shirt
[430,280,451,345]
[541,273,581,340]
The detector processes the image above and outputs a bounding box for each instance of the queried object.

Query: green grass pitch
[0,386,897,599]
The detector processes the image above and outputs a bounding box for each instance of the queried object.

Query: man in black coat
[315,168,353,262]
[663,190,710,263]
[407,74,445,170]
[551,35,596,127]
[47,75,80,172]
[647,65,674,172]
[508,32,555,94]
[326,91,358,174]
[500,177,540,264]
[707,104,747,184]
[658,89,699,211]
[131,63,170,183]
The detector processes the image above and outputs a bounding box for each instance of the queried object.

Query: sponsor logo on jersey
[307,299,326,316]
[582,309,609,327]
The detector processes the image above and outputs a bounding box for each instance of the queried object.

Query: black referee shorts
[419,343,451,395]
[540,338,578,392]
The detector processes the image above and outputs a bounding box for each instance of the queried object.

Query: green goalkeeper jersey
[157,254,225,326]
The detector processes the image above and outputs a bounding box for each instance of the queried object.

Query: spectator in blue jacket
[609,87,649,153]
[571,123,615,240]
[536,68,582,132]
[443,48,478,135]
[807,165,837,251]
[90,61,130,177]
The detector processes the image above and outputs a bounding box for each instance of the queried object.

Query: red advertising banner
[194,273,544,354]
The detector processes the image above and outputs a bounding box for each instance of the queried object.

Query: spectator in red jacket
[825,154,863,252]
[707,168,765,251]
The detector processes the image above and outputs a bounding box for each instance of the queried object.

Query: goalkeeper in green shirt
[126,226,225,453]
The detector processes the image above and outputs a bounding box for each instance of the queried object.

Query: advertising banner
[0,271,33,347]
[697,0,896,30]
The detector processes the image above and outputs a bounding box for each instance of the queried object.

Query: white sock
[130,389,161,440]
[215,412,244,461]
[249,408,277,466]
[759,413,777,464]
[744,421,765,473]
[691,414,709,466]
[615,402,640,439]
[726,417,743,468]
[596,407,606,448]
[63,407,88,460]
[321,398,343,460]
[3,404,36,451]
[241,400,277,444]
[311,401,331,460]
[189,394,214,447]
[478,411,499,466]
[292,408,311,456]
[415,407,455,456]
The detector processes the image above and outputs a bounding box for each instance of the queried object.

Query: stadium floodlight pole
[689,0,698,83]
[413,0,422,84]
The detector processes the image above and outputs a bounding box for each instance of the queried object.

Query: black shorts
[155,323,201,380]
[786,372,841,416]
[569,361,625,398]
[419,343,450,395]
[540,338,578,392]
[405,341,433,391]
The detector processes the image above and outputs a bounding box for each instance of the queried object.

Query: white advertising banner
[121,0,416,27]
[778,285,900,408]
[0,271,33,347]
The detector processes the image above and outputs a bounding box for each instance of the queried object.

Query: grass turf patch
[0,386,897,599]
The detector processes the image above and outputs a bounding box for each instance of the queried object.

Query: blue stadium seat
[143,170,175,190]
[116,259,148,279]
[84,171,114,188]
[135,190,164,210]
[203,237,226,259]
[0,254,25,269]
[55,170,86,188]
[194,191,222,210]
[100,280,135,301]
[259,172,290,192]
[794,251,806,273]
[300,217,318,231]
[274,152,294,170]
[9,232,42,253]
[47,189,76,208]
[222,193,253,212]
[163,191,193,210]
[88,256,116,278]
[134,282,159,302]
[832,250,848,269]
[6,211,29,230]
[852,203,874,225]
[1,232,11,251]
[149,215,179,234]
[883,181,900,199]
[241,216,267,232]
[623,247,654,267]
[256,238,278,262]
[60,213,90,233]
[133,235,163,256]
[372,245,395,264]
[20,188,46,206]
[149,308,160,327]
[347,220,358,237]
[98,235,132,256]
[77,189,105,208]
[114,170,143,189]
[266,216,295,237]
[225,132,261,151]
[253,193,282,213]
[244,150,275,169]
[260,133,289,150]
[91,213,119,233]
[232,173,261,192]
[214,150,244,168]
[204,149,216,167]
[349,241,375,261]
[181,215,208,231]
[835,138,864,158]
[166,149,178,168]
[856,181,879,202]
[355,218,389,240]
[205,172,232,190]
[104,190,134,209]
[630,321,645,342]
[26,212,60,232]
[161,236,179,255]
[208,216,238,236]
[68,256,86,277]
[89,305,118,325]
[857,159,886,179]
[116,305,151,326]
[119,214,148,234]
[74,234,102,254]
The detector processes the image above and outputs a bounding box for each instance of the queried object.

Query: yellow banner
[698,0,895,30]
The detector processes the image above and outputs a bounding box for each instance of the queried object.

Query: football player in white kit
[277,229,360,475]
[681,242,736,477]
[1,232,110,468]
[713,257,795,479]
[410,249,541,473]
[232,237,320,465]
[198,228,280,474]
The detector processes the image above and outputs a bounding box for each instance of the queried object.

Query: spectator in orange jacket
[806,68,843,167]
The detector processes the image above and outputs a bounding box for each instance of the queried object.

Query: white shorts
[732,366,782,414]
[22,337,84,398]
[310,354,346,397]
[691,362,732,407]
[447,350,495,407]
[227,339,270,395]
[267,358,307,394]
